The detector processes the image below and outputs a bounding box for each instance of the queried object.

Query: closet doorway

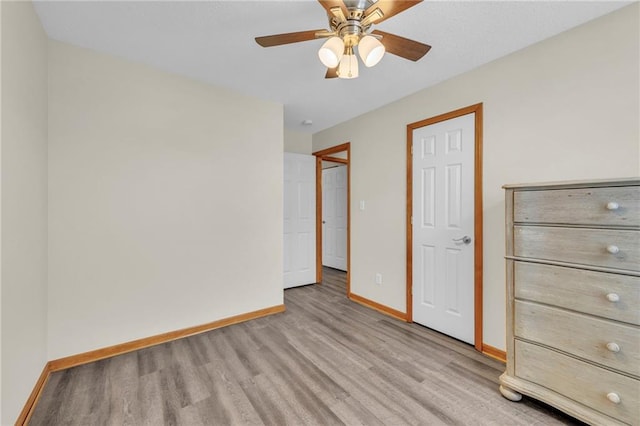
[406,104,484,352]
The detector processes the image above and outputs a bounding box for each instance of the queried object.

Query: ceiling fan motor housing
[329,2,374,47]
[338,23,365,47]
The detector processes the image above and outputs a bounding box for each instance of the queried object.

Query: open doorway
[313,142,350,295]
[321,160,347,271]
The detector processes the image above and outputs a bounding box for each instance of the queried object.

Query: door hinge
[411,216,413,226]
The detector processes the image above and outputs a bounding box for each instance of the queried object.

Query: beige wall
[1,2,3,417]
[284,128,312,154]
[313,4,639,350]
[0,2,49,423]
[47,41,284,359]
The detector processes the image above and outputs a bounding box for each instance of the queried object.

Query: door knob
[453,236,472,244]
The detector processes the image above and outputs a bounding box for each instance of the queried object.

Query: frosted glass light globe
[318,37,344,68]
[358,35,385,67]
[337,53,359,79]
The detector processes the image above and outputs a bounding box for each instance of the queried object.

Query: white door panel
[322,165,347,271]
[412,113,475,344]
[284,153,316,288]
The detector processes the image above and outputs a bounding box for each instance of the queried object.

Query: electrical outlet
[375,273,382,285]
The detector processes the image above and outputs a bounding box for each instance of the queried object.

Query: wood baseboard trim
[48,304,285,372]
[16,362,52,426]
[482,344,506,362]
[18,304,285,424]
[349,292,407,322]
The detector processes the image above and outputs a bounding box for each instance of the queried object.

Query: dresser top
[503,177,639,190]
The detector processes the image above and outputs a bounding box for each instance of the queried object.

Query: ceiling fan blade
[255,29,327,47]
[325,67,339,79]
[364,0,423,25]
[372,30,431,61]
[317,0,349,20]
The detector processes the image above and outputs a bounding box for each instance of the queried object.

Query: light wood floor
[29,268,583,425]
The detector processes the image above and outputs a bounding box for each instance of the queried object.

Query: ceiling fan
[255,0,431,79]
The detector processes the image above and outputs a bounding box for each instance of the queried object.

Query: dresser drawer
[514,262,640,325]
[515,300,640,377]
[514,186,640,227]
[515,340,640,425]
[514,226,640,272]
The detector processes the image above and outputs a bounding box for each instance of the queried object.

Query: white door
[322,165,347,271]
[412,113,475,344]
[283,153,316,289]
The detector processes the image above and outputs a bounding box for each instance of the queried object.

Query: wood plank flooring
[29,268,583,425]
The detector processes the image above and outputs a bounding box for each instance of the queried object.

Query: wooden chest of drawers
[500,178,640,426]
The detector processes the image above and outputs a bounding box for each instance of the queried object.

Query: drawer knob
[606,202,620,210]
[606,342,621,353]
[606,245,620,254]
[606,293,620,302]
[607,392,621,404]
[607,201,620,210]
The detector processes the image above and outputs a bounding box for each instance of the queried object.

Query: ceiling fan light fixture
[255,0,430,80]
[337,49,358,79]
[358,35,385,67]
[318,36,344,68]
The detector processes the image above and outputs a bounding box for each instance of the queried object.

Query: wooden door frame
[313,142,351,295]
[406,104,484,352]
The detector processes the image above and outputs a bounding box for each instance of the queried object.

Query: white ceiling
[33,0,631,133]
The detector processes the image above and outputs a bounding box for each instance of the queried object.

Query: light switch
[359,200,365,211]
